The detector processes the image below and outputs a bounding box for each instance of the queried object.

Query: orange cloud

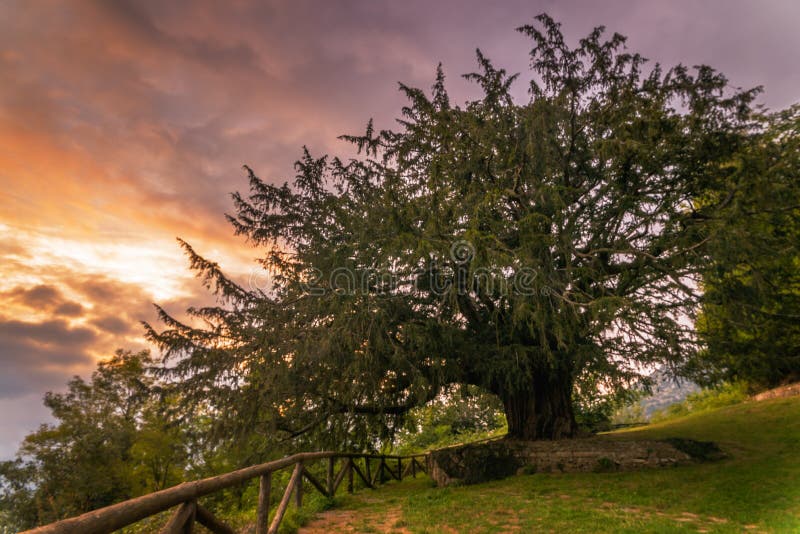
[1,0,797,458]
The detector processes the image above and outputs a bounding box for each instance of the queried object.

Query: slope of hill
[638,370,700,418]
[301,395,800,533]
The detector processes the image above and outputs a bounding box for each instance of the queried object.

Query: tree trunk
[500,369,577,440]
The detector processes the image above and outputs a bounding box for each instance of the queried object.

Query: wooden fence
[22,451,428,534]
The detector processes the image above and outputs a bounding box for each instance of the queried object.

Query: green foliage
[649,382,748,423]
[689,105,800,389]
[611,401,647,426]
[573,373,643,433]
[393,386,506,453]
[0,350,188,532]
[147,13,765,442]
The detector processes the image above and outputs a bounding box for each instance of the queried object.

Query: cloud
[6,285,62,308]
[3,284,85,316]
[0,318,95,399]
[1,0,798,457]
[90,316,133,335]
[0,270,220,404]
[54,302,84,317]
[0,319,96,349]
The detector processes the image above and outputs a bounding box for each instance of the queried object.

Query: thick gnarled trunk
[500,370,577,440]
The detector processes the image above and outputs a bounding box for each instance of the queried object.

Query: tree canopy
[0,351,187,531]
[689,105,800,389]
[147,15,764,442]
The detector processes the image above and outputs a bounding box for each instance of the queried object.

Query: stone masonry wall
[427,438,696,487]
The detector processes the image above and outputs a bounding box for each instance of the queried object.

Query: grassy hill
[300,395,800,533]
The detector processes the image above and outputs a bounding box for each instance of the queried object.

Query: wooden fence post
[326,457,335,497]
[195,504,236,534]
[268,462,303,534]
[347,459,354,493]
[364,457,371,487]
[295,463,304,508]
[160,500,196,534]
[256,472,271,534]
[332,458,348,495]
[186,500,196,534]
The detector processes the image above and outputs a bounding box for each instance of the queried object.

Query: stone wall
[427,437,704,487]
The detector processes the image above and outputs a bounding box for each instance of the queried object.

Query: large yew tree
[148,16,760,441]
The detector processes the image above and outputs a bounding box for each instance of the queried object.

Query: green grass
[315,396,800,533]
[648,381,750,423]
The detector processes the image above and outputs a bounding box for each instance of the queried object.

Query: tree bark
[500,369,577,440]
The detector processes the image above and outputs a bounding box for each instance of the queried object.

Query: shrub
[650,382,748,423]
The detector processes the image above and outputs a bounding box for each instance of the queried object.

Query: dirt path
[297,494,748,534]
[299,505,410,533]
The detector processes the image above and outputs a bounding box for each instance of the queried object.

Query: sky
[0,0,798,458]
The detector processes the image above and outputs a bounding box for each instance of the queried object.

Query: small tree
[0,350,186,530]
[149,15,760,441]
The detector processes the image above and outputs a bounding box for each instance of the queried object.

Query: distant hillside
[638,369,699,418]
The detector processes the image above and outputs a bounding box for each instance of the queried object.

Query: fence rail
[22,451,428,534]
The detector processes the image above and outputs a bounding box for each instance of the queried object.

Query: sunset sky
[1,0,798,457]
